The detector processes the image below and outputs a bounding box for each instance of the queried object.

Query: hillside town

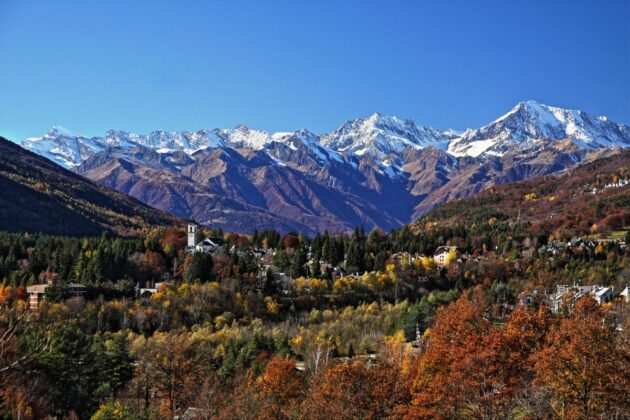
[24,223,628,327]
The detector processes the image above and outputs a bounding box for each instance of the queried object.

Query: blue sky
[0,0,628,140]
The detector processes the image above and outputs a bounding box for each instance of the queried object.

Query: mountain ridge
[21,101,629,169]
[19,101,630,234]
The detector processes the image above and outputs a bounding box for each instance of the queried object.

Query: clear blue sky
[0,0,628,141]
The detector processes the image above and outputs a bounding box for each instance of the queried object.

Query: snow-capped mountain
[21,126,107,168]
[22,127,230,168]
[101,129,223,154]
[16,101,630,234]
[321,112,453,161]
[22,125,345,169]
[21,113,458,170]
[447,100,630,157]
[23,101,630,170]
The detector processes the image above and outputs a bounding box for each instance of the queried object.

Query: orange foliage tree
[301,359,410,419]
[533,298,630,418]
[255,356,304,419]
[404,289,554,419]
[129,332,202,418]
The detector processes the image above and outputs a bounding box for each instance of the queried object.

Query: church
[187,224,224,254]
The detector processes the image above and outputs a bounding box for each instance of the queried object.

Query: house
[433,246,458,267]
[26,281,87,311]
[570,239,596,250]
[194,238,224,254]
[538,242,562,255]
[276,272,293,294]
[332,266,346,280]
[186,223,224,253]
[137,281,168,300]
[174,407,205,420]
[392,252,412,264]
[26,284,49,310]
[593,287,615,305]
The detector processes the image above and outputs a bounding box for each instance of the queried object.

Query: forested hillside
[420,150,630,237]
[0,137,179,236]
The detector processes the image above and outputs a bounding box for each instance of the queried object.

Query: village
[25,224,629,318]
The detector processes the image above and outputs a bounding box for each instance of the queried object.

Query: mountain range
[20,101,630,235]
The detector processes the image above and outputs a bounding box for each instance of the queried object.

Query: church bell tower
[187,224,199,248]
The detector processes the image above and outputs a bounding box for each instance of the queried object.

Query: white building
[195,238,223,253]
[138,281,168,299]
[187,224,199,248]
[593,287,615,305]
[186,223,224,254]
[550,284,615,313]
[433,246,458,267]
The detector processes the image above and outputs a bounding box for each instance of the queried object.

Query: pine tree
[322,234,333,264]
[185,252,214,282]
[273,249,290,272]
[289,247,307,278]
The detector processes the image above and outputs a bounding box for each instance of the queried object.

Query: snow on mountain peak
[47,125,76,137]
[212,125,272,150]
[321,112,450,160]
[447,101,630,157]
[19,102,630,170]
[22,127,103,168]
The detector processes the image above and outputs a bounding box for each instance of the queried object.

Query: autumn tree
[282,234,300,250]
[533,297,630,418]
[256,356,304,419]
[403,292,556,419]
[0,305,53,419]
[130,332,203,418]
[302,359,409,419]
[405,289,491,418]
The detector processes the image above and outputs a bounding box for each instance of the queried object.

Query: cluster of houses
[537,238,626,256]
[390,246,475,268]
[189,223,468,269]
[518,283,629,313]
[25,224,230,310]
[26,223,627,315]
[538,239,596,255]
[590,177,630,195]
[25,225,466,310]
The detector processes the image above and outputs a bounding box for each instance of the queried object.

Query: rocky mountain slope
[20,101,630,234]
[0,136,179,236]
